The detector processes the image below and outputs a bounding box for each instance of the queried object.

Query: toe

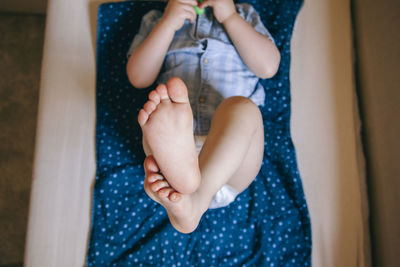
[155,84,170,102]
[143,176,161,205]
[158,187,174,199]
[137,109,149,127]
[169,191,182,202]
[148,173,163,183]
[148,90,161,105]
[166,77,189,104]
[150,180,170,192]
[144,156,160,173]
[143,100,157,115]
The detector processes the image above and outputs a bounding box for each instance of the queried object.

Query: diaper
[208,184,238,209]
[194,135,239,209]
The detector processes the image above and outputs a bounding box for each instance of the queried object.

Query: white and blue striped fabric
[127,4,275,135]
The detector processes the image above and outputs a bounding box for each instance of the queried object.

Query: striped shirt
[128,4,274,135]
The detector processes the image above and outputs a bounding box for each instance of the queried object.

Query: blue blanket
[87,1,311,266]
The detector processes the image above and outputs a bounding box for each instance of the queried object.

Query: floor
[0,13,45,266]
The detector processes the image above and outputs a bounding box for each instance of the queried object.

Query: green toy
[194,0,205,15]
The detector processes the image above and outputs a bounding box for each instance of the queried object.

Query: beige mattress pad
[24,0,371,266]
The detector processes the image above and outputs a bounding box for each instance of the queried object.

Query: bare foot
[143,156,206,233]
[138,77,201,194]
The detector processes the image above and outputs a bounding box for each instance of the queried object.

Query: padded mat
[87,1,311,266]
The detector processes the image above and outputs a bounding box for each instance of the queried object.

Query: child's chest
[171,10,233,49]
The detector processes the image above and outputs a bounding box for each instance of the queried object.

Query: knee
[215,96,263,132]
[219,96,254,108]
[218,96,262,120]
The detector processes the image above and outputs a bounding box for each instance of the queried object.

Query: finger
[183,3,197,13]
[183,8,197,23]
[182,4,197,16]
[179,0,198,6]
[199,0,213,8]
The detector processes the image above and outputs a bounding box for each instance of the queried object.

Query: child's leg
[195,96,264,205]
[139,77,264,233]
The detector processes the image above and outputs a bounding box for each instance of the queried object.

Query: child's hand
[161,0,198,32]
[199,0,236,24]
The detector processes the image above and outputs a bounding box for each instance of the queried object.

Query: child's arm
[127,0,198,88]
[200,0,281,79]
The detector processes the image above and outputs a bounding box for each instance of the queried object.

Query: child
[126,0,280,233]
